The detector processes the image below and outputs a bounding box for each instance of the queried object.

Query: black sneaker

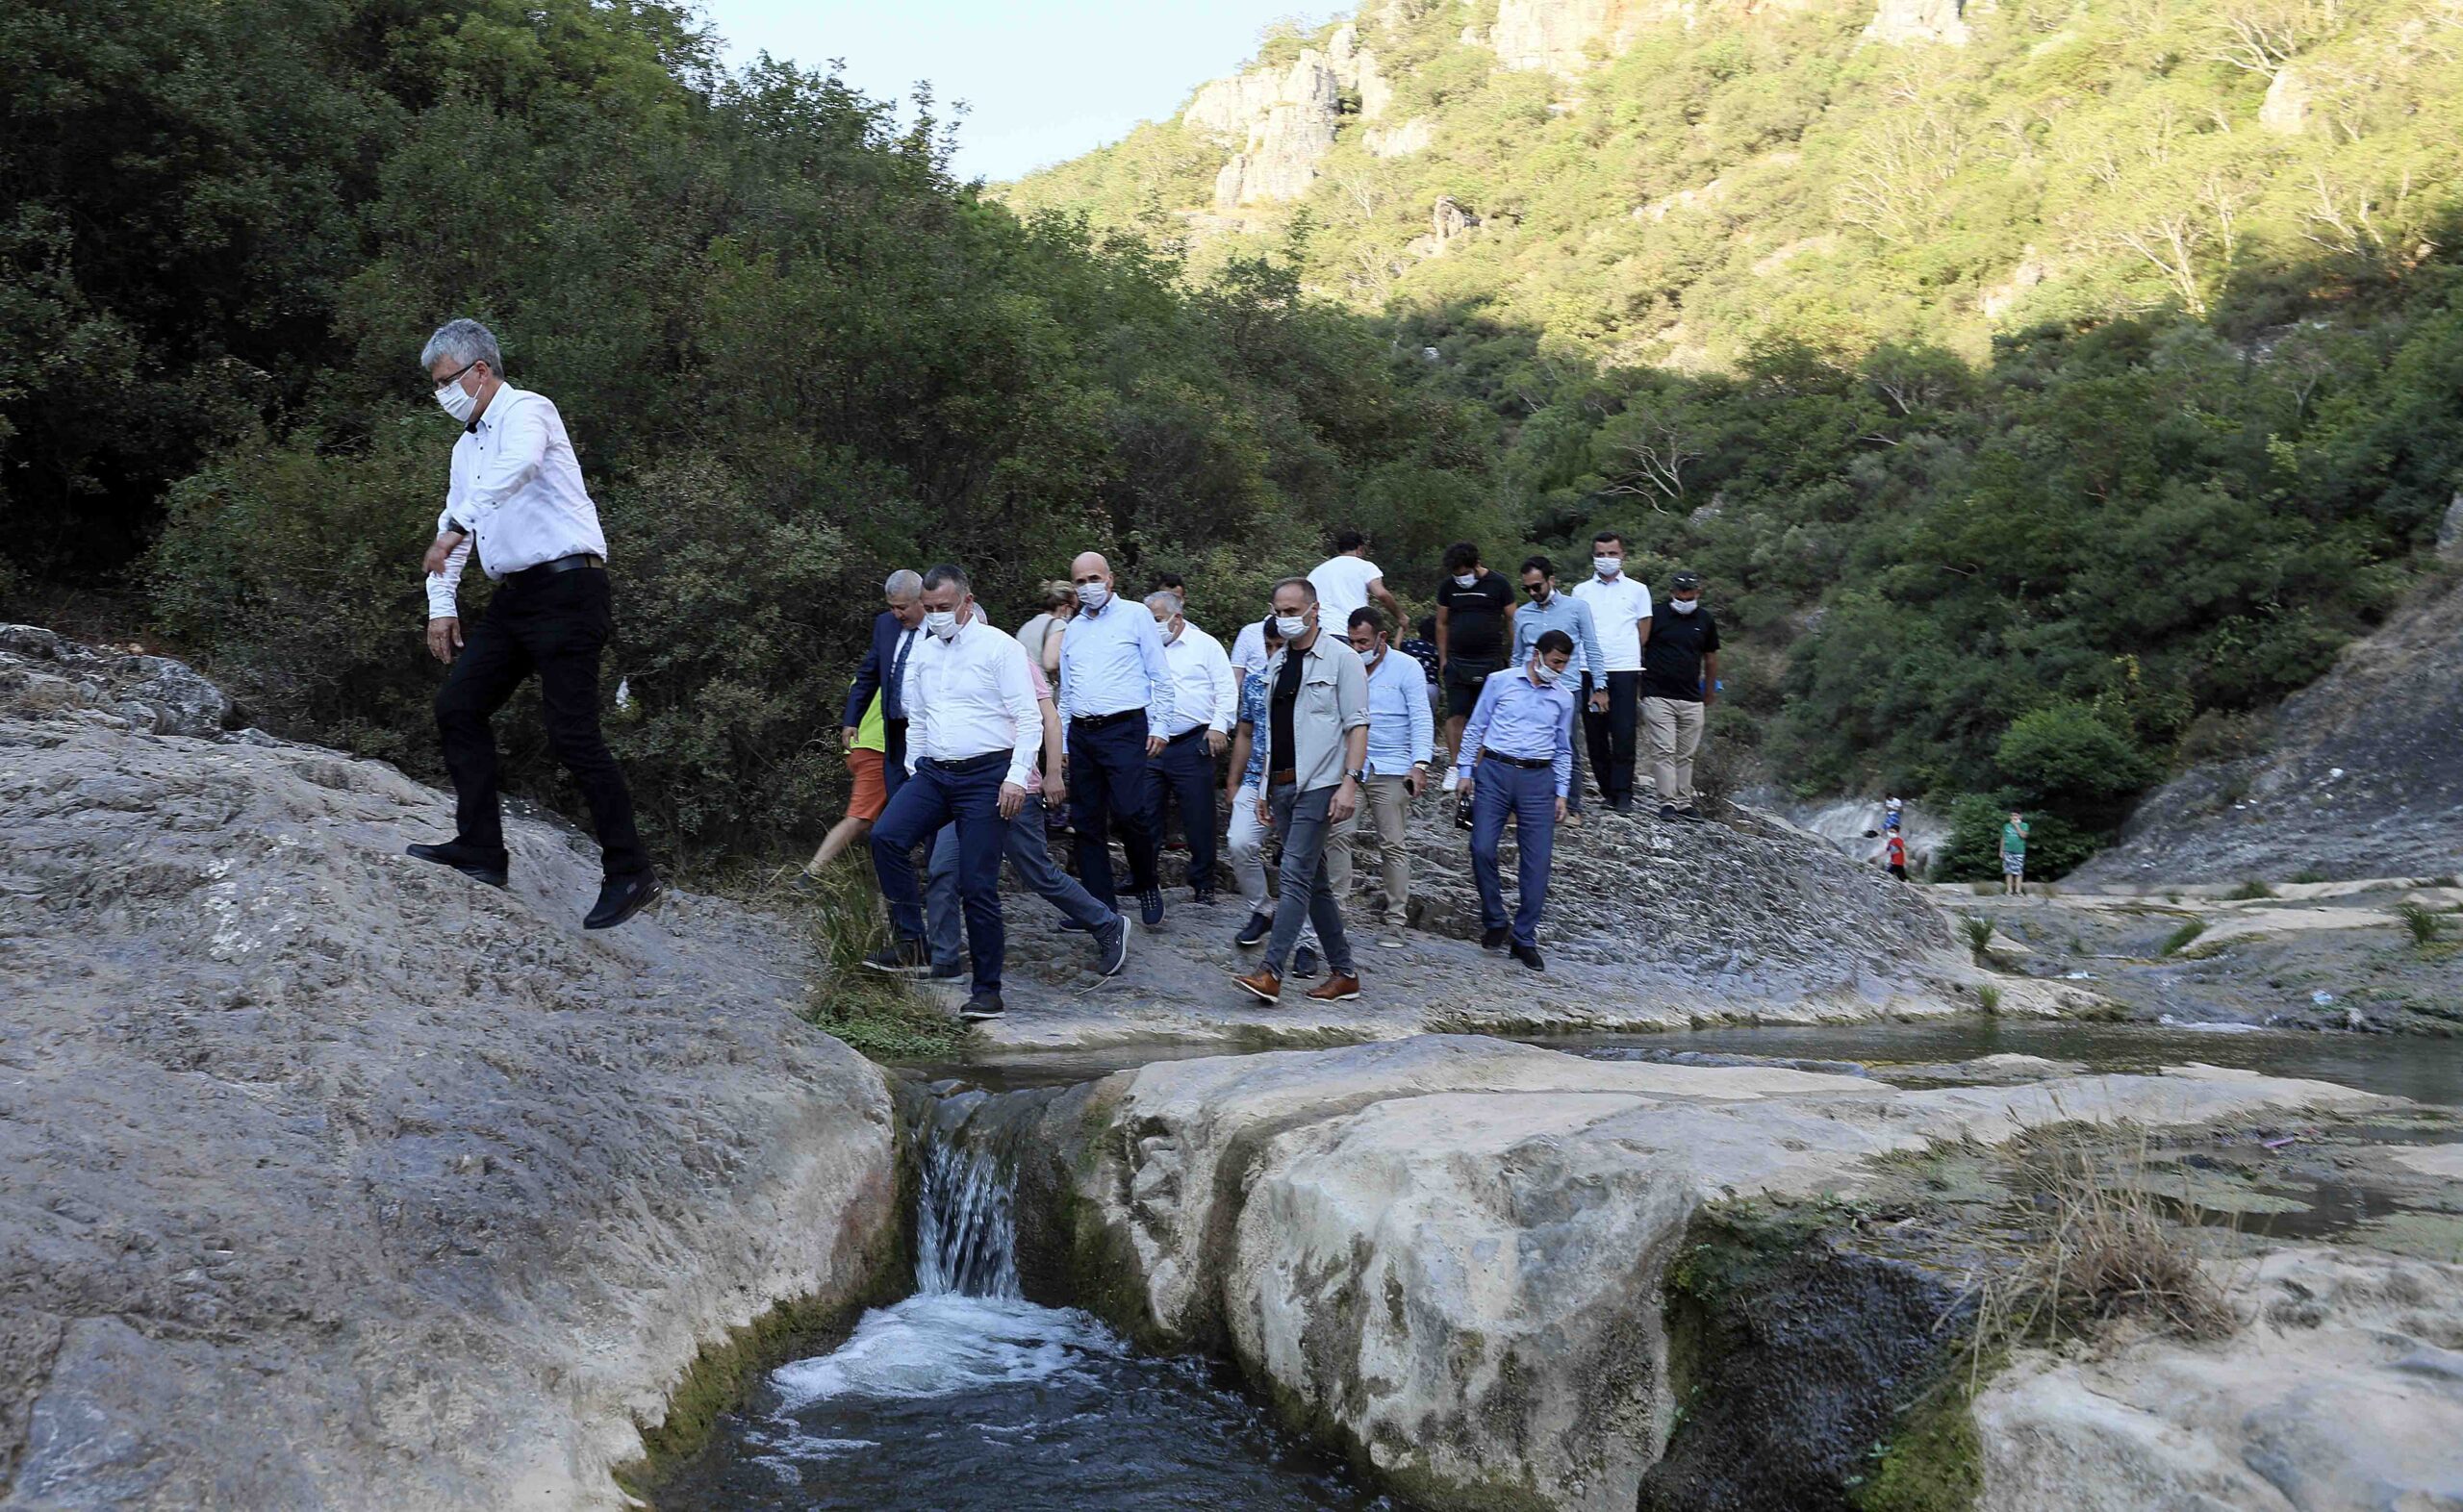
[1234,911,1273,947]
[1482,925,1510,950]
[927,960,965,982]
[583,871,661,930]
[1659,803,1680,822]
[1511,942,1547,972]
[959,992,1005,1022]
[1094,916,1130,977]
[862,938,931,975]
[1192,887,1218,906]
[1292,945,1320,979]
[1609,795,1634,815]
[1140,888,1166,929]
[407,841,509,889]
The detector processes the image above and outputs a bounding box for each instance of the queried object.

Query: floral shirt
[1236,670,1271,790]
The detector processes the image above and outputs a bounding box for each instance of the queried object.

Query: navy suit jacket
[843,610,916,729]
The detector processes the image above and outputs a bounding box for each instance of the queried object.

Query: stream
[655,1094,1397,1511]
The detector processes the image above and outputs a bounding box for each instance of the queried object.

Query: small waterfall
[912,1093,1022,1300]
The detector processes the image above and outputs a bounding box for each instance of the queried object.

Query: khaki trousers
[1360,774,1412,923]
[1641,695,1706,807]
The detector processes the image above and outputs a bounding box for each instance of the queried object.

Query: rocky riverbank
[0,629,901,1508]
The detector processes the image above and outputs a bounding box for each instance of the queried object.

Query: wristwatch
[1346,768,1367,784]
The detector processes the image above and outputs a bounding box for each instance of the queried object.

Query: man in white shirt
[1058,551,1177,929]
[1307,529,1404,632]
[1145,591,1238,904]
[864,564,1040,1022]
[408,318,658,931]
[1567,530,1653,813]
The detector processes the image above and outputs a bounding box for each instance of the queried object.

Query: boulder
[1865,0,1971,44]
[0,636,898,1508]
[2258,63,2314,135]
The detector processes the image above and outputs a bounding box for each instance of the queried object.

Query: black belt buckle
[1072,709,1138,730]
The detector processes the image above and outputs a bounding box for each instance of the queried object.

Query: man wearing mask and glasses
[1458,630,1579,972]
[1509,557,1604,822]
[407,317,659,930]
[1058,552,1178,929]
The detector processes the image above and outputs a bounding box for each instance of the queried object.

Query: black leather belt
[505,552,605,586]
[923,750,1007,776]
[1482,749,1552,770]
[1071,708,1144,730]
[1164,725,1210,745]
[1269,769,1298,787]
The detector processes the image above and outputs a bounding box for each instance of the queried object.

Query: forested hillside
[1011,0,2463,870]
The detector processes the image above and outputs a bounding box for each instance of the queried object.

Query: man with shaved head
[842,568,927,804]
[1057,551,1177,928]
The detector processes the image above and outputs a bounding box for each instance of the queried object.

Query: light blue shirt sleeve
[1553,685,1575,796]
[1572,596,1606,685]
[1407,655,1435,766]
[1454,672,1504,782]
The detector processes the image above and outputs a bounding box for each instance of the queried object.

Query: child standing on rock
[2001,811,2029,895]
[1886,830,1908,881]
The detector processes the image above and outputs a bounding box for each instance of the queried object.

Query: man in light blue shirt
[1346,608,1434,947]
[1509,554,1604,819]
[1059,551,1178,927]
[1456,629,1579,971]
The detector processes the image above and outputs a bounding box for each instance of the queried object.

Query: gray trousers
[1264,782,1355,979]
[927,816,1117,974]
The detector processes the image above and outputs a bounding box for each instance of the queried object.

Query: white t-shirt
[1571,573,1654,672]
[1230,618,1270,678]
[1308,554,1384,627]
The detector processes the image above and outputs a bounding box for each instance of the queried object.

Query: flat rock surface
[0,634,897,1509]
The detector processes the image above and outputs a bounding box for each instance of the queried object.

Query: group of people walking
[394,319,1725,1025]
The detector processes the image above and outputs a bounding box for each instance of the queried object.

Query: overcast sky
[696,1,1340,182]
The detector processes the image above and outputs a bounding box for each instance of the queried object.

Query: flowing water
[657,1094,1397,1512]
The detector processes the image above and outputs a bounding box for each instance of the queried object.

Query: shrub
[2398,902,2448,946]
[2158,918,2207,956]
[2222,880,2275,900]
[1936,794,2101,882]
[1993,703,2159,833]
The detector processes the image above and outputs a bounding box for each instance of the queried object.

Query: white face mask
[924,609,960,641]
[1593,556,1621,579]
[435,375,479,425]
[1274,614,1309,640]
[1158,619,1181,643]
[1452,572,1478,588]
[1533,661,1564,686]
[1077,582,1109,611]
[1669,597,1700,615]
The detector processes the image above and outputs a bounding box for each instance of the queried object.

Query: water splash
[914,1096,1021,1299]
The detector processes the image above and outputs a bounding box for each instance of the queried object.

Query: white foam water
[771,1293,1124,1408]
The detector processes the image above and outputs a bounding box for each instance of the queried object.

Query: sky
[696,1,1341,183]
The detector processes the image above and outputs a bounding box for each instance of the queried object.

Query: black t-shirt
[1639,607,1720,701]
[1436,569,1512,660]
[1270,647,1305,776]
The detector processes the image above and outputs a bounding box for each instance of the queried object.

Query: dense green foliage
[3,0,1491,857]
[1009,0,2463,865]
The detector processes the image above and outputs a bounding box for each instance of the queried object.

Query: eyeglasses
[431,359,480,391]
[1522,581,1550,594]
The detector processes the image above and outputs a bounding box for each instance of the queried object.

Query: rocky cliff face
[0,630,898,1508]
[2075,568,2463,884]
[1184,24,1393,209]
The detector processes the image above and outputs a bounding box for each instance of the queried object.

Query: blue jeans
[1470,760,1557,947]
[1265,783,1355,978]
[1069,715,1157,910]
[927,811,1118,974]
[1147,729,1220,895]
[871,756,1010,993]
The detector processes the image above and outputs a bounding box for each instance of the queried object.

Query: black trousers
[1581,670,1641,805]
[1069,714,1157,910]
[1147,730,1219,896]
[435,567,649,879]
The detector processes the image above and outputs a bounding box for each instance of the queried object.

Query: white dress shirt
[424,386,609,619]
[1571,573,1655,673]
[1229,618,1270,678]
[899,616,1041,788]
[1057,593,1177,727]
[1158,621,1239,737]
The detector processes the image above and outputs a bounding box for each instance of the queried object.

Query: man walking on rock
[1640,569,1720,822]
[842,569,927,806]
[1511,556,1603,822]
[409,317,659,929]
[1570,531,1651,814]
[864,565,1039,1022]
[1147,590,1237,904]
[1460,630,1578,971]
[1348,607,1433,947]
[1059,552,1176,928]
[1435,542,1514,794]
[1233,578,1370,1004]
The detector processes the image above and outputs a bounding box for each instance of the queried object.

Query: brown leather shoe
[1306,972,1361,1002]
[1232,969,1282,1002]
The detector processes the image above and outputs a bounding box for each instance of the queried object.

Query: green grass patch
[1975,985,2001,1015]
[2399,901,2449,947]
[2289,869,2329,885]
[1959,916,1996,964]
[782,861,968,1061]
[2158,918,2207,956]
[2223,880,2276,900]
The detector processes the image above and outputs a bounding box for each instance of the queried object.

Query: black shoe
[1676,805,1702,822]
[1293,945,1320,979]
[862,938,931,974]
[1192,887,1219,906]
[407,841,508,889]
[1234,911,1272,948]
[1094,916,1130,977]
[927,960,965,981]
[1659,804,1680,822]
[583,871,661,930]
[1482,925,1510,950]
[1609,795,1634,815]
[1511,942,1546,972]
[1140,888,1166,929]
[959,992,1005,1022]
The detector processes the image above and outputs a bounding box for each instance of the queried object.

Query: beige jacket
[1257,632,1369,793]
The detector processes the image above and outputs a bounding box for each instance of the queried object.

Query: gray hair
[419,317,501,373]
[882,569,923,600]
[920,563,970,593]
[1144,590,1184,617]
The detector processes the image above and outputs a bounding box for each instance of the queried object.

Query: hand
[1256,793,1272,826]
[1556,796,1569,822]
[1206,729,1229,757]
[1146,734,1168,758]
[1589,690,1609,713]
[840,725,859,749]
[421,532,463,576]
[1405,766,1425,799]
[997,781,1027,819]
[1223,787,1240,814]
[1044,777,1068,810]
[425,616,463,664]
[1329,777,1359,825]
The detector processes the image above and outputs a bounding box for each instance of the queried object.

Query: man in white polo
[1568,530,1652,814]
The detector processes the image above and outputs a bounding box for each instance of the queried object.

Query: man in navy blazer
[842,569,926,802]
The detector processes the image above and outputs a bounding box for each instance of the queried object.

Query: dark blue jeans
[1147,729,1220,895]
[1470,760,1557,947]
[926,813,1117,974]
[1068,715,1157,910]
[871,756,1010,993]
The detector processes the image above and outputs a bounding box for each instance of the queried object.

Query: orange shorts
[846,747,888,821]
